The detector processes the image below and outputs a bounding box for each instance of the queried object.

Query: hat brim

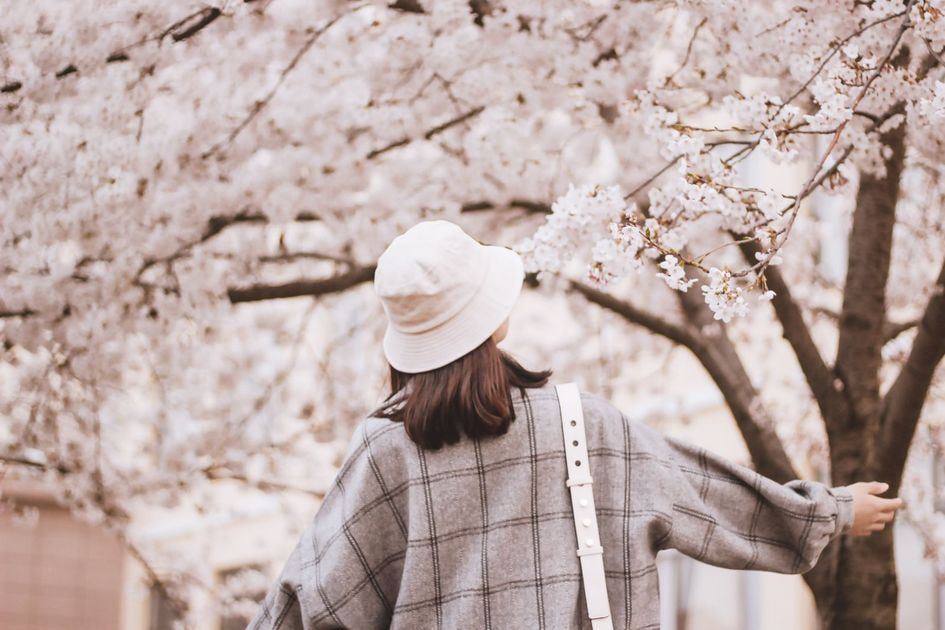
[382,244,524,373]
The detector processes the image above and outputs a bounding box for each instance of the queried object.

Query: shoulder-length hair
[370,338,552,450]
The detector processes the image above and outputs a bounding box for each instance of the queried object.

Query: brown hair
[370,338,552,450]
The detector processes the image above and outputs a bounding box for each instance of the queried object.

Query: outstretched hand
[847,481,904,537]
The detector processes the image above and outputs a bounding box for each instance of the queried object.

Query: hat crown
[375,220,488,333]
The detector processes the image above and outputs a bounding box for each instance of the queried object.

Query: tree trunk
[811,109,907,629]
[813,436,899,630]
[826,530,898,629]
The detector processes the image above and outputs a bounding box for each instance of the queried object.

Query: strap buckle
[576,544,604,557]
[566,475,593,487]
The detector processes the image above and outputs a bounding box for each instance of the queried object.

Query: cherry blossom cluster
[518,0,943,322]
[515,184,631,277]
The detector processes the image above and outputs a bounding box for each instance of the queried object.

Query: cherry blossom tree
[1,0,944,628]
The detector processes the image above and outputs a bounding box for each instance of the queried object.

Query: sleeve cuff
[830,485,855,535]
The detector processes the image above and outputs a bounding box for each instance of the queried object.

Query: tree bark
[824,109,907,630]
[878,259,945,490]
[227,265,377,303]
[823,529,899,630]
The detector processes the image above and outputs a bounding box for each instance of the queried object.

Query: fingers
[847,481,907,539]
[852,521,889,537]
[875,496,904,511]
[849,509,903,537]
[858,512,898,535]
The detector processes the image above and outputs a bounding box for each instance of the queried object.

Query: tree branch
[664,17,708,85]
[671,282,799,483]
[119,532,190,619]
[135,209,278,282]
[738,240,848,430]
[0,308,36,319]
[136,208,319,279]
[167,6,221,42]
[203,467,326,497]
[0,454,70,475]
[227,265,376,303]
[258,251,357,265]
[834,96,907,469]
[9,200,542,319]
[878,259,945,491]
[460,199,552,214]
[883,318,920,342]
[567,278,798,483]
[389,0,425,13]
[809,306,918,343]
[366,106,485,160]
[566,280,697,348]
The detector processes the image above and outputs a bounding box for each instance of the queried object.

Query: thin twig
[203,467,326,497]
[366,106,486,160]
[665,17,708,85]
[923,37,945,67]
[203,14,346,158]
[118,532,192,624]
[623,154,684,201]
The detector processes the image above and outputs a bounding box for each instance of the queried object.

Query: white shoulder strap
[555,382,614,630]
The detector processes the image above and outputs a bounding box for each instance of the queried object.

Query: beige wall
[0,481,124,630]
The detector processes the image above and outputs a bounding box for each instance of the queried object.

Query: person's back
[248,220,902,630]
[249,381,866,629]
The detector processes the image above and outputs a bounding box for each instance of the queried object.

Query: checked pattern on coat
[248,382,854,630]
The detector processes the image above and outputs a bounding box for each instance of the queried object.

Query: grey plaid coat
[248,382,854,629]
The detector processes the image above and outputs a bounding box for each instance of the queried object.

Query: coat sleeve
[247,534,308,630]
[247,420,407,629]
[629,418,854,574]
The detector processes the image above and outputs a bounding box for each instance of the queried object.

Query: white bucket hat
[374,220,524,373]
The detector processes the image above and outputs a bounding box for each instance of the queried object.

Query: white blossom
[701,268,750,322]
[656,255,698,292]
[515,183,628,276]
